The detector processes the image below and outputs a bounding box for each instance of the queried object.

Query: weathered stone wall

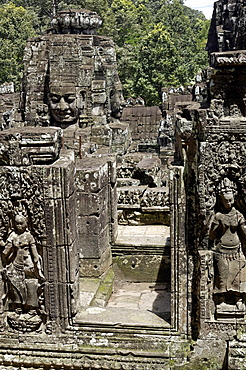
[0,93,21,130]
[0,128,79,333]
[121,106,162,142]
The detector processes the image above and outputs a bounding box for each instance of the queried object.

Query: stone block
[137,156,161,172]
[62,125,77,138]
[44,198,66,246]
[108,156,117,184]
[67,241,79,283]
[76,157,109,193]
[117,178,141,187]
[65,192,78,246]
[44,196,77,247]
[90,124,112,146]
[109,122,131,154]
[56,246,69,282]
[90,267,114,307]
[91,80,106,91]
[57,282,70,320]
[0,127,62,166]
[113,254,170,283]
[42,150,75,199]
[76,186,109,217]
[91,92,107,104]
[109,184,118,243]
[77,69,93,87]
[79,246,112,277]
[78,225,109,258]
[141,187,169,212]
[117,186,147,209]
[89,154,117,184]
[49,243,79,284]
[44,280,60,319]
[77,208,109,236]
[77,34,94,43]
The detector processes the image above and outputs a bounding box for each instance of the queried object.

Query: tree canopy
[0,0,210,103]
[0,2,36,86]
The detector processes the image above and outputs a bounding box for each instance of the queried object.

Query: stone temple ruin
[1,1,246,369]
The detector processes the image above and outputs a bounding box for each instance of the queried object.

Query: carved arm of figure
[2,235,15,267]
[29,235,45,282]
[209,212,227,243]
[238,215,246,253]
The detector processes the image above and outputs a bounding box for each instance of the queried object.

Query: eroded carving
[141,188,169,209]
[110,81,125,119]
[199,135,246,221]
[0,167,47,331]
[50,9,102,35]
[209,178,246,318]
[22,18,125,137]
[117,187,145,208]
[207,0,246,53]
[2,214,45,331]
[48,86,79,128]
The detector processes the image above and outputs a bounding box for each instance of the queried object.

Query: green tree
[117,0,209,104]
[0,2,36,87]
[110,0,151,45]
[155,0,208,76]
[130,24,178,105]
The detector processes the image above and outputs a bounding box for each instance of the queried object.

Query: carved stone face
[15,215,27,234]
[219,191,234,210]
[48,88,78,127]
[110,85,125,119]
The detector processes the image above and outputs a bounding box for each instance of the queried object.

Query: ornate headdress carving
[217,177,237,195]
[13,200,28,220]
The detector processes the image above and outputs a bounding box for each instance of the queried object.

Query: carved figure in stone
[2,110,14,131]
[207,0,246,53]
[209,178,246,314]
[1,214,45,329]
[36,105,50,127]
[50,9,102,35]
[110,81,125,119]
[48,86,79,128]
[22,10,125,137]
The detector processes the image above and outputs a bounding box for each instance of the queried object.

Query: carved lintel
[0,127,62,166]
[211,51,246,67]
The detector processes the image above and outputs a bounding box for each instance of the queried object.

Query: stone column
[76,155,117,278]
[170,166,190,335]
[0,128,79,333]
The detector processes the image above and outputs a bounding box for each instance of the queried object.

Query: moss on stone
[113,255,170,282]
[90,267,114,307]
[173,358,224,370]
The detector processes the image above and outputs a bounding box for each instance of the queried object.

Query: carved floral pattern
[199,136,246,219]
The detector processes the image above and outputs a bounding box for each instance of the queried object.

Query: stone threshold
[113,225,170,255]
[75,306,170,329]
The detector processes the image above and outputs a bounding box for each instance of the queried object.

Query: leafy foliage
[0,2,36,87]
[0,0,210,104]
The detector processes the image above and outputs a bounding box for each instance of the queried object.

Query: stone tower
[21,9,127,152]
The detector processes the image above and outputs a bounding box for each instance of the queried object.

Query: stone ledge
[210,50,246,67]
[75,306,170,329]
